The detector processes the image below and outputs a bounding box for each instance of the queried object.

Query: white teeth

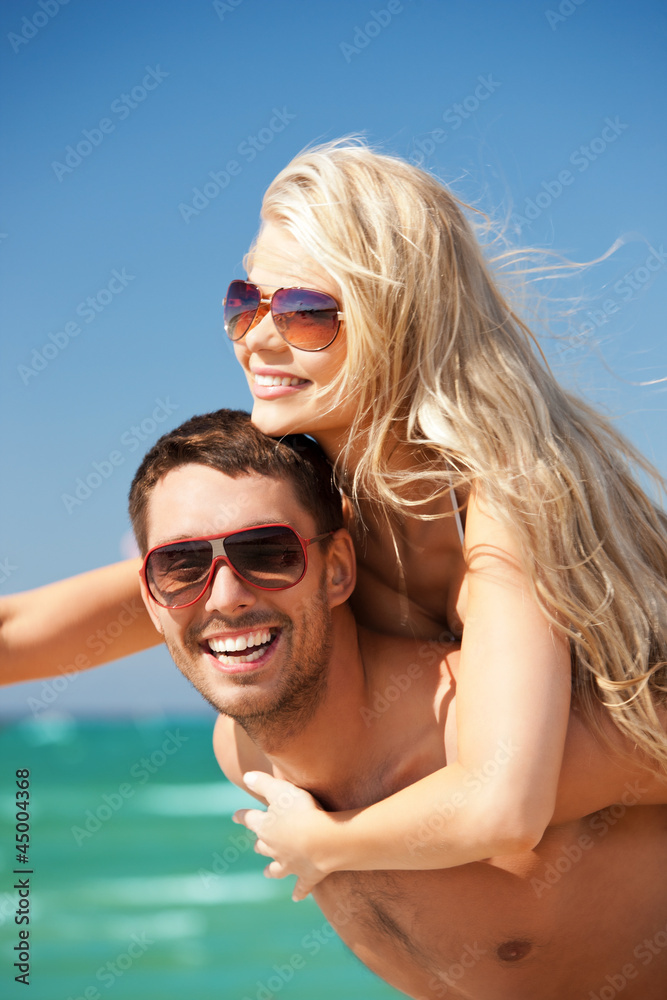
[207,629,272,654]
[254,374,307,387]
[213,646,267,665]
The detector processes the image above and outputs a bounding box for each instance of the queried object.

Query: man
[131,408,667,1000]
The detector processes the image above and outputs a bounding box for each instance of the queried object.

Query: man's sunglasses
[223,279,343,351]
[141,523,333,609]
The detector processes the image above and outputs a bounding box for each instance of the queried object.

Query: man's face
[140,464,336,733]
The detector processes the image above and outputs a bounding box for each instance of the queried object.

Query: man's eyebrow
[150,520,296,548]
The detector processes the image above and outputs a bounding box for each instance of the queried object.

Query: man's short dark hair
[128,409,344,554]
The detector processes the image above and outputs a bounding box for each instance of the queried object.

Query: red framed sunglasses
[141,523,333,609]
[223,279,343,351]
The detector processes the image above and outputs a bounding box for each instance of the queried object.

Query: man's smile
[201,627,282,672]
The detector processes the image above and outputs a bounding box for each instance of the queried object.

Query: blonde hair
[259,138,667,771]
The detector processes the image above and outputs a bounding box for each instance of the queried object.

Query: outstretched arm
[0,559,162,685]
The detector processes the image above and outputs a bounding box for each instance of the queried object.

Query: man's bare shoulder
[212,714,273,803]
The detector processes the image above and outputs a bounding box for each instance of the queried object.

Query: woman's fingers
[264,859,289,879]
[232,807,265,833]
[244,770,292,802]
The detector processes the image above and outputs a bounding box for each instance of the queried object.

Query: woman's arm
[320,492,571,860]
[235,491,576,894]
[0,559,162,685]
[235,692,667,898]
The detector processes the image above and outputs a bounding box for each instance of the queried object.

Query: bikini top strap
[449,485,465,548]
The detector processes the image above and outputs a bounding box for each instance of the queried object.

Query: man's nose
[203,559,256,614]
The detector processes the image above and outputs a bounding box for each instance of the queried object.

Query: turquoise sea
[0,718,403,1000]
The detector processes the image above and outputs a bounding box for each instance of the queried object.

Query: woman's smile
[251,366,312,397]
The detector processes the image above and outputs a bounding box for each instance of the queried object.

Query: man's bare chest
[312,808,667,1000]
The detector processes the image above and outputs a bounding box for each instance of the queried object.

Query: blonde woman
[2,141,666,893]
[219,140,667,896]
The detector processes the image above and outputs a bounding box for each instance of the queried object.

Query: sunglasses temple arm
[306,531,336,548]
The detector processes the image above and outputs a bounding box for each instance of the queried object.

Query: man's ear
[325,528,356,608]
[138,573,164,636]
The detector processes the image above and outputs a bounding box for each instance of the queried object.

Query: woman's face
[233,222,355,453]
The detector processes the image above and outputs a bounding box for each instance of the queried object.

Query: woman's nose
[242,305,289,354]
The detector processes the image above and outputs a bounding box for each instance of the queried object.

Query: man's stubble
[165,575,333,751]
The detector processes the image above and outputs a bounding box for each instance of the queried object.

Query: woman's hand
[233,771,331,901]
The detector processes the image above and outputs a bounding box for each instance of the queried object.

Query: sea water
[0,717,403,999]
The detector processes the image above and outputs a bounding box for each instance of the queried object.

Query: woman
[214,140,667,895]
[3,141,666,891]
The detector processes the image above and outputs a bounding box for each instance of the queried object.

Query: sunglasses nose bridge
[242,296,290,350]
[205,538,238,590]
[242,296,272,338]
[203,551,256,610]
[208,537,229,560]
[252,298,272,328]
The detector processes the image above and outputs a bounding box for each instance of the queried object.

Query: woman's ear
[340,492,354,529]
[326,528,357,608]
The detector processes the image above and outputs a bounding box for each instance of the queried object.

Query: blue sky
[1,0,666,715]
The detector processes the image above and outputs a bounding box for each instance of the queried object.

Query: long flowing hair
[258,138,667,771]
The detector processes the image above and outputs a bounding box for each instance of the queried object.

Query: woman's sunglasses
[223,279,343,351]
[141,523,333,609]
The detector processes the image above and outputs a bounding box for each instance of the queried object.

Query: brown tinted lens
[224,280,261,341]
[224,526,305,589]
[272,288,340,350]
[146,540,214,608]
